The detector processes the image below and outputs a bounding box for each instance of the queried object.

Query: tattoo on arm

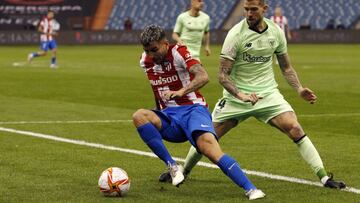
[277,53,302,91]
[218,58,239,97]
[182,64,209,94]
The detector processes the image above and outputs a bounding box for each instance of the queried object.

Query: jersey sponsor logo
[243,52,271,63]
[150,75,179,86]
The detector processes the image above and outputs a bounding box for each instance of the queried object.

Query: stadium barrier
[0,30,359,45]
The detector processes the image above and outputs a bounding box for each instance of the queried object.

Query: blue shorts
[153,104,217,148]
[40,40,57,51]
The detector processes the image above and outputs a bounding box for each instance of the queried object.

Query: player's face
[244,0,268,27]
[143,40,169,64]
[47,11,54,19]
[192,0,204,10]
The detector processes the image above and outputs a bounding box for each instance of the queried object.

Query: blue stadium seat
[106,0,360,30]
[267,0,360,29]
[106,0,239,30]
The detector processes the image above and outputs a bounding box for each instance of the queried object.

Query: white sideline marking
[0,120,132,125]
[0,126,359,195]
[298,113,360,118]
[0,112,359,125]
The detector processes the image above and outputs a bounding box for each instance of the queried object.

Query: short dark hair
[245,0,267,5]
[140,24,166,46]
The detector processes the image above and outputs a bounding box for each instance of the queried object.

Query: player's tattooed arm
[164,64,209,100]
[218,57,239,96]
[277,53,317,103]
[183,64,209,94]
[218,57,262,105]
[277,53,302,92]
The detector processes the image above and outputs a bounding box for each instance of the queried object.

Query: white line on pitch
[0,120,132,125]
[298,113,360,117]
[0,126,359,195]
[1,112,360,125]
[1,112,359,125]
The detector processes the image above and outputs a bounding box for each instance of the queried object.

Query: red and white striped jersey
[139,44,207,109]
[270,15,288,32]
[39,17,59,41]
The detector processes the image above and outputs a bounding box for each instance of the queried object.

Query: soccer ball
[98,167,130,197]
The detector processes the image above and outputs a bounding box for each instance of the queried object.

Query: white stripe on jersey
[172,45,207,106]
[270,16,288,32]
[39,18,59,41]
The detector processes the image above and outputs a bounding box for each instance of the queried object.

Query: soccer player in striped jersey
[173,0,211,61]
[270,6,291,40]
[133,24,265,200]
[27,10,59,68]
[161,0,346,191]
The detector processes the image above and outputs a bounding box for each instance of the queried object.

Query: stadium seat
[267,0,360,29]
[106,0,239,30]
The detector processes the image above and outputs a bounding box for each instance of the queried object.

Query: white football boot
[50,64,58,69]
[245,189,266,200]
[169,164,185,187]
[27,53,33,64]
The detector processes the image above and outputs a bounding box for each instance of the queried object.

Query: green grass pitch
[0,44,359,202]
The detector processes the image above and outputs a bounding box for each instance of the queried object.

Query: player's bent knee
[196,133,224,163]
[132,109,150,126]
[287,123,304,139]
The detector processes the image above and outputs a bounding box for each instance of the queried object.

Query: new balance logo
[200,124,210,128]
[245,43,252,48]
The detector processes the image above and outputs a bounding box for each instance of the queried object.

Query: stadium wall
[0,30,360,45]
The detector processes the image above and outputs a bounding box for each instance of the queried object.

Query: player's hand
[205,46,211,56]
[237,92,262,105]
[163,89,185,101]
[298,87,317,104]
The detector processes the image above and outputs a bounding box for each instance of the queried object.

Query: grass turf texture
[0,45,359,202]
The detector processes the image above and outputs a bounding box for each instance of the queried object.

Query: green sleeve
[275,27,287,55]
[173,14,183,34]
[220,29,240,61]
[205,17,210,32]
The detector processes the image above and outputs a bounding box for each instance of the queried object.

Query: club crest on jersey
[163,61,172,71]
[268,39,276,48]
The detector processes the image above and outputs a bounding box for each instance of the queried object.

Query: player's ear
[163,39,169,47]
[263,4,268,13]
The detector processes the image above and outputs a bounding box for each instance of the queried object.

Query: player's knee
[287,123,304,138]
[132,109,150,124]
[196,133,222,162]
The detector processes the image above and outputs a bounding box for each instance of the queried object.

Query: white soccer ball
[98,167,130,197]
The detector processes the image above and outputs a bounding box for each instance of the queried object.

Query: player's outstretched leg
[270,112,346,189]
[133,109,184,186]
[295,135,346,189]
[197,132,265,200]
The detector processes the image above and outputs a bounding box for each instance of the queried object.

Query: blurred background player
[27,10,60,68]
[160,0,346,190]
[270,6,291,40]
[270,6,291,65]
[134,24,265,200]
[172,0,211,61]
